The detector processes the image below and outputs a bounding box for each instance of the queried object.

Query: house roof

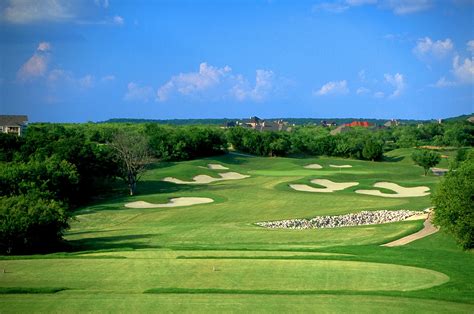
[345,121,372,127]
[0,115,28,126]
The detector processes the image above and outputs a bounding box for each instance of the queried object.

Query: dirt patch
[290,179,359,193]
[208,164,229,170]
[355,182,430,198]
[125,197,214,208]
[329,164,352,168]
[304,164,323,169]
[163,172,249,184]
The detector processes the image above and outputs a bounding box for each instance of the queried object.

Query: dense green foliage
[0,125,120,253]
[0,193,69,254]
[433,156,474,249]
[412,149,441,175]
[146,124,227,160]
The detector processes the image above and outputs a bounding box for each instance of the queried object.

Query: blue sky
[0,0,473,122]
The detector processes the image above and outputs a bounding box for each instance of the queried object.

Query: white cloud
[79,75,94,89]
[313,0,432,14]
[113,15,124,25]
[358,69,366,81]
[157,63,232,101]
[430,77,457,88]
[2,0,75,24]
[1,0,122,26]
[453,55,474,84]
[413,37,453,60]
[382,0,432,14]
[17,42,52,81]
[373,91,385,98]
[312,2,350,13]
[94,0,109,8]
[156,62,279,102]
[314,80,349,96]
[231,69,275,101]
[37,42,51,52]
[346,0,377,5]
[101,75,115,82]
[356,87,370,95]
[47,69,72,83]
[467,40,474,54]
[125,82,154,102]
[17,54,49,81]
[384,73,405,98]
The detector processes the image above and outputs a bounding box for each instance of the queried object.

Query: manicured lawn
[1,150,473,312]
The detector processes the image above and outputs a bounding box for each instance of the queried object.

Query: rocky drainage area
[256,210,424,229]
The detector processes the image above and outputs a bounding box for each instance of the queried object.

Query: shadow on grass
[383,155,405,162]
[135,180,211,196]
[66,233,161,252]
[146,161,177,171]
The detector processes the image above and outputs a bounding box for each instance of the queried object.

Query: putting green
[0,258,448,292]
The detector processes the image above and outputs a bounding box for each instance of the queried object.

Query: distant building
[384,119,399,127]
[0,115,28,136]
[221,116,292,132]
[320,120,337,127]
[344,121,372,128]
[467,116,474,123]
[247,116,261,128]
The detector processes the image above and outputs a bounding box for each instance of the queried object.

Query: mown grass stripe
[0,287,67,294]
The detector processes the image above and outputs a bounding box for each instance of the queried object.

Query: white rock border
[256,210,424,229]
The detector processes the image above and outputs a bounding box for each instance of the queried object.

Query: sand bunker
[355,182,430,198]
[207,163,229,170]
[290,179,359,193]
[330,164,352,168]
[163,172,249,184]
[304,163,323,169]
[125,197,214,208]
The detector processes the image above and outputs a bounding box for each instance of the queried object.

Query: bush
[0,193,70,254]
[432,157,474,249]
[411,149,441,175]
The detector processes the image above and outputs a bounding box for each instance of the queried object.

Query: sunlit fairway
[1,149,473,312]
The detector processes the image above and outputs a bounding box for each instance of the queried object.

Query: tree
[432,157,473,249]
[362,137,384,161]
[411,149,441,175]
[0,193,70,254]
[110,130,151,195]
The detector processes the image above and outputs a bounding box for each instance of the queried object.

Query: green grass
[1,149,473,312]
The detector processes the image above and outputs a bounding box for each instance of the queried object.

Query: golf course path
[383,214,439,247]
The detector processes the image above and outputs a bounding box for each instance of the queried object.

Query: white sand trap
[304,163,323,169]
[207,163,229,170]
[330,164,353,168]
[125,197,214,208]
[355,182,430,198]
[290,179,359,193]
[163,172,249,184]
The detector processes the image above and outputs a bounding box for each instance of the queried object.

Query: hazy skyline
[0,0,473,122]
